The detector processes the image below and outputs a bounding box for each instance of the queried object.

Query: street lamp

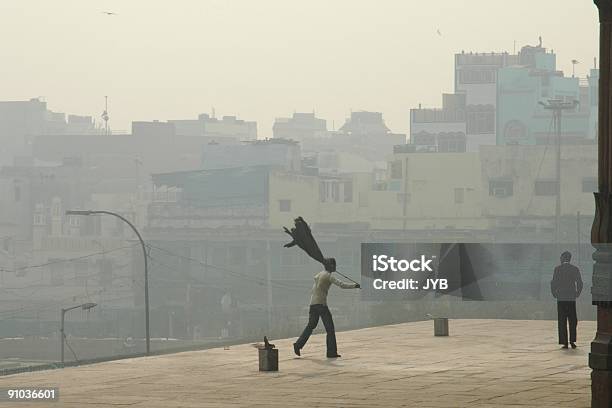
[66,210,150,355]
[538,99,579,244]
[60,302,97,364]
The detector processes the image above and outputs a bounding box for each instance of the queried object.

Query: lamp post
[538,99,578,244]
[60,302,96,364]
[66,210,150,355]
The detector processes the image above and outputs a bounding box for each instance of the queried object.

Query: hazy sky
[0,0,599,136]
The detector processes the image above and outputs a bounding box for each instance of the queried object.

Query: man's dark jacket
[551,262,583,301]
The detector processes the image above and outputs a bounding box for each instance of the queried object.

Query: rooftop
[0,319,593,407]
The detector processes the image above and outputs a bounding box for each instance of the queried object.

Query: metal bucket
[433,318,449,336]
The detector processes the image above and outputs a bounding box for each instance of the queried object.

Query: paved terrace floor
[0,319,596,407]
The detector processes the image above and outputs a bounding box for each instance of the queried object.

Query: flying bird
[437,29,442,36]
[102,11,117,16]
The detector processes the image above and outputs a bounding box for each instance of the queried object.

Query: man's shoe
[327,354,341,358]
[293,343,301,356]
[571,342,577,349]
[561,344,569,349]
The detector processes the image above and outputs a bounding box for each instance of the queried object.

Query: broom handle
[335,270,360,286]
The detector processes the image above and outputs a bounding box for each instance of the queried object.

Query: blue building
[496,45,597,145]
[410,40,598,151]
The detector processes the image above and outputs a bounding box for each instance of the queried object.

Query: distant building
[333,111,406,161]
[411,41,599,151]
[132,121,176,138]
[168,113,257,141]
[0,98,102,166]
[410,93,468,153]
[0,158,141,319]
[201,138,301,172]
[496,46,596,145]
[273,112,328,142]
[339,111,390,136]
[315,151,377,175]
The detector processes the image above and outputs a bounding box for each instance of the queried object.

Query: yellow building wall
[480,145,596,218]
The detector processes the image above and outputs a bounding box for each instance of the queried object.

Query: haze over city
[3,1,612,406]
[0,0,599,134]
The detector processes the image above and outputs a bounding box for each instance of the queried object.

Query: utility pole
[402,157,409,232]
[577,211,581,267]
[539,99,578,244]
[266,240,273,331]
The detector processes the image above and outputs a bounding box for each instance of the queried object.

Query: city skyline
[0,0,599,135]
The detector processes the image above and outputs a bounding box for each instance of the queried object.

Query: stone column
[591,2,612,407]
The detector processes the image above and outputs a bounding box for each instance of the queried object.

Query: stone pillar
[592,2,612,407]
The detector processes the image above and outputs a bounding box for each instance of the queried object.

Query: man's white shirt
[310,270,358,305]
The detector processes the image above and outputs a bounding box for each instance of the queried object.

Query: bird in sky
[437,29,442,36]
[102,11,117,16]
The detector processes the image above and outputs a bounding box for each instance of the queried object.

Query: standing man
[551,251,583,349]
[293,258,360,358]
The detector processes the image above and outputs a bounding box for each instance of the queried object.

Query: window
[331,183,339,202]
[279,199,291,212]
[534,180,558,196]
[34,213,45,226]
[413,133,436,147]
[320,180,352,203]
[458,69,496,84]
[438,133,467,153]
[489,179,513,198]
[52,203,61,217]
[390,160,403,179]
[69,216,80,227]
[454,188,465,204]
[343,181,353,203]
[582,177,597,193]
[467,108,495,134]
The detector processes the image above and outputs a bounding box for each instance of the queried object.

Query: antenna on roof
[101,96,110,136]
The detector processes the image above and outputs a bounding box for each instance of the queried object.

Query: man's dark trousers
[557,301,577,345]
[295,304,337,356]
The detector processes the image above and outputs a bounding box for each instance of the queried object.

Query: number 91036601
[1,388,59,402]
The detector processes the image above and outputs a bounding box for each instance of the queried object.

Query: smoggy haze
[0,0,599,135]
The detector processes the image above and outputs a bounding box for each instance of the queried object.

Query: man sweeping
[282,217,360,358]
